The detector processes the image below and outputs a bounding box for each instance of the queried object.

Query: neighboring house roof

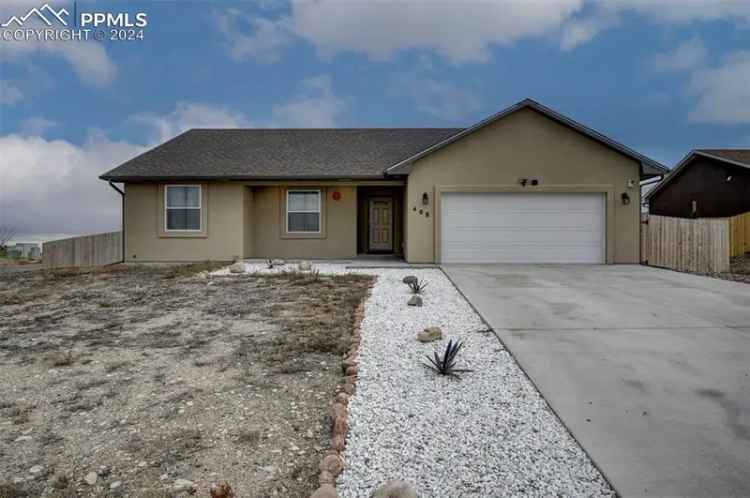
[99,128,462,181]
[645,149,750,200]
[386,98,668,178]
[693,149,750,169]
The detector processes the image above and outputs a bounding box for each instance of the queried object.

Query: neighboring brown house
[99,98,665,264]
[647,149,750,218]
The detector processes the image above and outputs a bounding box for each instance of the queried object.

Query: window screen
[165,185,201,231]
[287,190,320,232]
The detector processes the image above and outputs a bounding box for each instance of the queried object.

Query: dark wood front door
[369,197,393,252]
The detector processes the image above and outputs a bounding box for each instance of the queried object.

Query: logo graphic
[2,3,69,28]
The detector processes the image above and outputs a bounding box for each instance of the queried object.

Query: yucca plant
[408,279,428,294]
[424,339,471,378]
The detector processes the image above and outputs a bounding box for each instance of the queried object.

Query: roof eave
[99,174,395,182]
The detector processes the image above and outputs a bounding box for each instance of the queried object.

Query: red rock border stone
[309,300,365,498]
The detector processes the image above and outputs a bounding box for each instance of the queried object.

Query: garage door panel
[441,192,605,263]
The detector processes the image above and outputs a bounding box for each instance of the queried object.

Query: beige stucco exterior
[404,107,642,263]
[123,182,369,261]
[124,182,246,262]
[122,108,642,264]
[251,186,357,259]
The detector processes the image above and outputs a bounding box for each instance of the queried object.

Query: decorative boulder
[407,295,423,307]
[229,262,245,274]
[402,275,418,285]
[319,454,344,476]
[210,482,235,498]
[370,480,418,498]
[299,261,313,271]
[417,326,442,343]
[170,479,196,494]
[311,484,339,498]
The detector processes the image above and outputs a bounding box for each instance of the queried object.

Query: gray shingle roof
[695,149,750,168]
[100,128,463,181]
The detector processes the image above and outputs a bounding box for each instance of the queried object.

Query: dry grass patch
[0,264,373,497]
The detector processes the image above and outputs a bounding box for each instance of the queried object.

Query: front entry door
[369,197,393,252]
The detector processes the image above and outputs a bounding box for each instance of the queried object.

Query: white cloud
[560,13,618,50]
[132,102,255,143]
[2,38,117,87]
[133,75,349,142]
[649,38,708,73]
[216,1,750,62]
[271,74,350,127]
[561,1,750,50]
[19,116,56,135]
[213,8,293,63]
[391,74,481,121]
[0,132,145,234]
[0,0,117,86]
[687,51,750,124]
[216,0,585,64]
[0,80,22,104]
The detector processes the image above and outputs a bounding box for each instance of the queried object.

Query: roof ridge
[185,127,465,131]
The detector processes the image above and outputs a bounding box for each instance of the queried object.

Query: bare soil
[0,264,372,498]
[705,253,750,284]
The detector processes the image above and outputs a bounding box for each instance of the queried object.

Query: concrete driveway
[442,265,750,498]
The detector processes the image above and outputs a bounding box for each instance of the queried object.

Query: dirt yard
[707,253,750,284]
[0,264,373,498]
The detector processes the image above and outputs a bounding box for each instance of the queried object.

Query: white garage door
[441,192,605,263]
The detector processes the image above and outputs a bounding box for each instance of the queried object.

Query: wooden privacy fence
[43,231,122,269]
[641,215,730,273]
[729,212,750,257]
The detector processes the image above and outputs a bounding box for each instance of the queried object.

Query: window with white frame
[165,185,201,231]
[287,190,321,233]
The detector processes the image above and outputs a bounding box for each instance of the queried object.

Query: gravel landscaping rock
[370,480,417,498]
[406,295,422,307]
[416,326,442,343]
[335,268,615,498]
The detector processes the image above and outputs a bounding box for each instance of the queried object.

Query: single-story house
[99,98,666,264]
[646,149,750,218]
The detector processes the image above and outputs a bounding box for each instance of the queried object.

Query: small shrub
[424,339,471,378]
[235,428,261,445]
[408,279,428,294]
[266,259,274,269]
[49,350,75,367]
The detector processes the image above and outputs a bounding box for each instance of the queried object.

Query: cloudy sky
[1,0,750,236]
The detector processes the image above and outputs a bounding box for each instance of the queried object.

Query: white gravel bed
[215,262,614,497]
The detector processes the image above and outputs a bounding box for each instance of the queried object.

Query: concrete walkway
[442,264,750,498]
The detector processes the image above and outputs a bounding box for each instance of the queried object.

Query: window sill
[280,232,326,240]
[159,232,208,239]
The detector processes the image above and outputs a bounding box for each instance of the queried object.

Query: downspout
[108,181,125,263]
